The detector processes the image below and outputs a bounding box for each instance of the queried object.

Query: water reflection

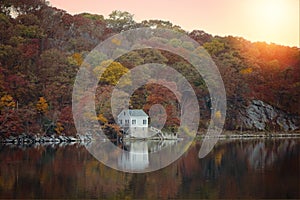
[118,140,178,171]
[0,138,299,199]
[86,137,187,173]
[246,140,296,170]
[119,141,150,171]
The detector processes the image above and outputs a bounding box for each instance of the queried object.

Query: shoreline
[196,133,300,140]
[1,131,300,146]
[0,134,92,145]
[196,131,300,140]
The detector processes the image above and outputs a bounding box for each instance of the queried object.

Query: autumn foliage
[36,97,48,114]
[0,0,299,137]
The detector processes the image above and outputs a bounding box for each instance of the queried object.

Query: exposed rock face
[240,100,299,131]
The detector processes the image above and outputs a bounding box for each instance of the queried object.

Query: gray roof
[127,109,148,117]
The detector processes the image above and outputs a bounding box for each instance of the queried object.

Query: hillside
[0,0,299,137]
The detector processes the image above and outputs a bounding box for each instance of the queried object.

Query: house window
[143,120,147,125]
[132,120,136,125]
[125,119,129,124]
[124,111,125,116]
[119,120,122,124]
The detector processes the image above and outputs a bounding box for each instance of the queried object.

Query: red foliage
[144,82,180,129]
[58,106,76,136]
[20,40,39,59]
[0,110,24,137]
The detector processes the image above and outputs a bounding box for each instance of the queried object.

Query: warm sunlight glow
[48,0,299,47]
[245,0,298,46]
[258,0,287,28]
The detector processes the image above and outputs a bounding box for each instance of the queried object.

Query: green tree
[106,10,137,32]
[203,38,225,56]
[141,19,185,32]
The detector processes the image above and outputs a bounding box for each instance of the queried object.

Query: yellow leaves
[240,67,253,75]
[68,52,83,66]
[111,37,122,46]
[97,114,108,124]
[213,110,223,126]
[84,112,108,124]
[0,94,16,109]
[72,53,83,66]
[94,60,130,86]
[36,97,48,114]
[54,122,64,135]
[214,110,222,119]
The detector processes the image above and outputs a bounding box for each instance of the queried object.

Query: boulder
[240,100,299,131]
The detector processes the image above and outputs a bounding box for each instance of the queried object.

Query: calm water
[0,138,299,199]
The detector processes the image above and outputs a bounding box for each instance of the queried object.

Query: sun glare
[245,0,296,45]
[258,0,287,27]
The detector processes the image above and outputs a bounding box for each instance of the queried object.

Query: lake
[0,138,299,199]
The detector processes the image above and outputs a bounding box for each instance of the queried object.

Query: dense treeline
[0,0,299,137]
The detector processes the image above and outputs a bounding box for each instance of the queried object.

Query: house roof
[123,109,148,117]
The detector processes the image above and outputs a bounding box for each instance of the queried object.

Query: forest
[0,0,299,138]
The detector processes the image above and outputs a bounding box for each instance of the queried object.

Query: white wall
[131,116,148,128]
[117,110,148,128]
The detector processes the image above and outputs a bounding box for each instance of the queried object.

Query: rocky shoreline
[1,131,300,147]
[239,100,299,131]
[0,134,93,145]
[197,131,300,139]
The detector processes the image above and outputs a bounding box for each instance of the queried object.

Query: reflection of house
[118,141,149,171]
[117,109,149,128]
[118,140,178,172]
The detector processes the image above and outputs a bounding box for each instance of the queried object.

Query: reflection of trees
[0,139,298,199]
[245,140,296,169]
[0,145,130,198]
[179,139,299,199]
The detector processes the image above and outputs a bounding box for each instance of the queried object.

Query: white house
[117,109,149,128]
[117,109,149,138]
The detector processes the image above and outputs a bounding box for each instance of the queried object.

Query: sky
[48,0,299,47]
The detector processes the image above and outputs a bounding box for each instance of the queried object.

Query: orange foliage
[36,97,48,114]
[0,94,16,109]
[54,122,64,135]
[240,67,253,75]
